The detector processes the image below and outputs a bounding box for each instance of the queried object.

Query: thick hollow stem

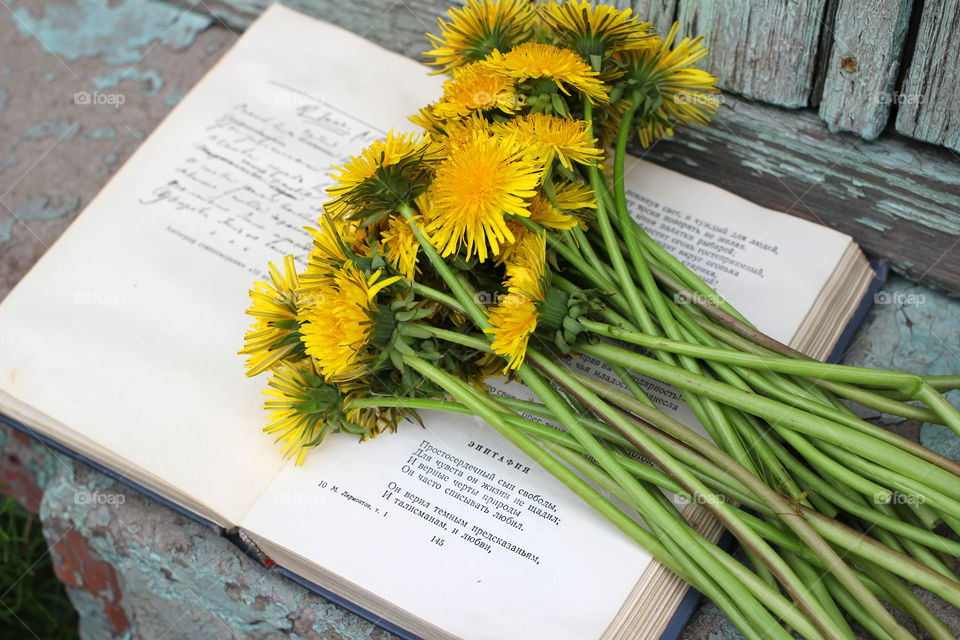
[577,341,960,503]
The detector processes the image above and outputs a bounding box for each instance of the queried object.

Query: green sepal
[551,93,570,117]
[538,287,570,332]
[389,347,406,373]
[393,337,417,356]
[371,304,397,345]
[608,83,624,106]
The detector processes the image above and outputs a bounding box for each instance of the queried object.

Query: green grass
[0,495,78,638]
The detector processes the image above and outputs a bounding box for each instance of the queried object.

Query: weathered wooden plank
[170,0,679,46]
[637,93,960,293]
[895,0,960,153]
[818,0,914,139]
[674,0,826,108]
[628,0,677,29]
[808,0,840,106]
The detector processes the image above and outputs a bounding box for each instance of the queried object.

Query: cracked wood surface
[674,0,827,108]
[895,0,960,153]
[817,0,914,139]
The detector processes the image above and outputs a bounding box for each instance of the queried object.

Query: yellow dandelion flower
[409,104,446,135]
[554,178,597,212]
[425,130,544,262]
[529,191,577,229]
[424,0,536,73]
[326,130,441,222]
[263,360,336,465]
[525,180,596,230]
[263,363,391,464]
[298,262,401,382]
[299,215,370,292]
[484,42,609,103]
[485,232,547,371]
[240,255,305,377]
[618,23,719,147]
[540,0,653,60]
[381,215,420,280]
[436,113,493,152]
[434,62,521,119]
[310,215,358,263]
[410,108,492,147]
[493,113,602,170]
[496,218,534,265]
[340,379,399,442]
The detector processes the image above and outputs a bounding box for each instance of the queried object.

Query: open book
[0,5,877,639]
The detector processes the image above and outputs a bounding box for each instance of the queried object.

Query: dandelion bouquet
[241,2,960,638]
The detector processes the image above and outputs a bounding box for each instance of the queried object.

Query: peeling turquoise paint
[91,68,164,96]
[876,198,960,235]
[11,0,212,65]
[0,88,9,117]
[104,153,118,165]
[840,275,960,438]
[0,67,10,75]
[854,216,890,232]
[0,195,80,244]
[89,126,116,140]
[20,120,81,141]
[45,71,55,82]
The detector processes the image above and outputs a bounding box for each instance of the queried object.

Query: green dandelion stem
[397,354,776,640]
[856,559,955,640]
[397,201,488,329]
[539,363,920,638]
[679,315,960,475]
[802,508,960,608]
[819,573,897,640]
[548,442,826,640]
[578,319,960,410]
[575,340,960,503]
[529,351,885,640]
[409,282,467,315]
[397,200,791,637]
[683,310,948,424]
[611,98,761,476]
[581,170,753,475]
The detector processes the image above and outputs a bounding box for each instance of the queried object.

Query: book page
[0,4,444,525]
[240,402,653,640]
[622,158,853,346]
